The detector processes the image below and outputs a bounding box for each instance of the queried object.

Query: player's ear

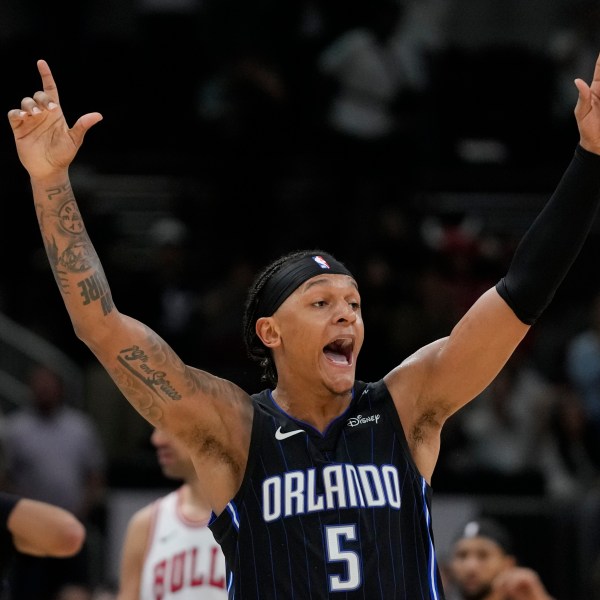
[256,317,280,348]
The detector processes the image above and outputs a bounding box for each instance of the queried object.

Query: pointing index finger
[37,59,60,104]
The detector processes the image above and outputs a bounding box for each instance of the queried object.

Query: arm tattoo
[109,326,239,426]
[111,366,167,424]
[57,199,84,235]
[77,270,114,315]
[47,183,72,202]
[110,327,187,424]
[117,344,183,403]
[36,185,114,314]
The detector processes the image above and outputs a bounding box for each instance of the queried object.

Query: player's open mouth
[323,338,354,365]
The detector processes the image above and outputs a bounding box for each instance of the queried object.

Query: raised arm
[7,60,253,510]
[386,52,600,480]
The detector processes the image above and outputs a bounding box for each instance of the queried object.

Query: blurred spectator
[437,353,580,498]
[548,1,600,147]
[428,0,558,168]
[316,0,430,198]
[1,364,107,600]
[419,211,500,320]
[548,383,598,492]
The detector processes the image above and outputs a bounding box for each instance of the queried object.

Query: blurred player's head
[449,518,516,600]
[151,428,196,482]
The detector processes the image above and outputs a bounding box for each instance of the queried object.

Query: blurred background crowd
[2,0,600,597]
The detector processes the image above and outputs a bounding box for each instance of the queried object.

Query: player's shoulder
[125,500,156,536]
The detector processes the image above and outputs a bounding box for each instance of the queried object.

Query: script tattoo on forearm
[110,329,186,423]
[118,344,183,403]
[111,365,167,423]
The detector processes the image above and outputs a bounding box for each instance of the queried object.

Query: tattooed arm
[7,60,252,513]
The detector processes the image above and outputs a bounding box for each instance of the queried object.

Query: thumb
[71,112,103,146]
[574,78,591,118]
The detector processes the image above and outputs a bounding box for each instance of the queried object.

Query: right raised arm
[7,60,253,508]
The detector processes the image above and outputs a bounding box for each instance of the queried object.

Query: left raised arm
[386,51,600,480]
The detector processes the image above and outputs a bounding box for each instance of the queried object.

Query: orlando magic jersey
[141,488,227,600]
[209,379,446,599]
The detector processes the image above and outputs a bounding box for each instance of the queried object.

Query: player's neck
[272,385,353,432]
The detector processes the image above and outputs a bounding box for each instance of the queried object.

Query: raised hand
[493,567,554,600]
[574,51,600,155]
[7,59,103,181]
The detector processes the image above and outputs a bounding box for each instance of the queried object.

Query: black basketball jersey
[209,379,446,599]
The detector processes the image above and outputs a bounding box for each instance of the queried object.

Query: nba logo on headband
[254,251,353,318]
[312,256,331,269]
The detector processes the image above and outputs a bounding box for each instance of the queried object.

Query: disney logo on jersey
[346,413,381,428]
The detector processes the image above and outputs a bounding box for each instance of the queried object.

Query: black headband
[256,254,354,318]
[455,519,514,555]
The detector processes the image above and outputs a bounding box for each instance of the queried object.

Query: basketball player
[447,518,554,600]
[117,428,226,600]
[8,54,600,598]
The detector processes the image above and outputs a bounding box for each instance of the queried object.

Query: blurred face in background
[150,427,196,482]
[29,364,65,416]
[449,536,515,600]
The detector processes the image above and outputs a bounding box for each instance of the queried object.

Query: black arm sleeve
[0,493,20,532]
[496,145,600,324]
